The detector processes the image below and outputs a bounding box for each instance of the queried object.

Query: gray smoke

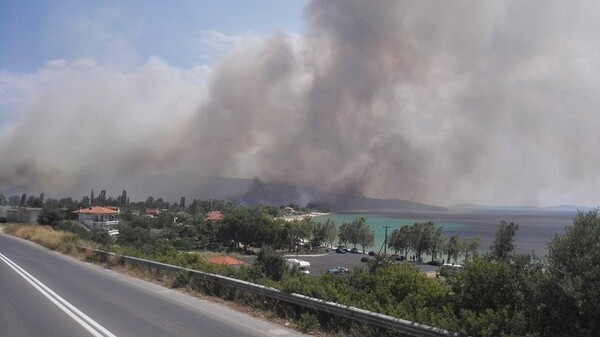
[1,0,600,206]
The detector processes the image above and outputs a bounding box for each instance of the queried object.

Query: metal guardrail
[76,246,456,337]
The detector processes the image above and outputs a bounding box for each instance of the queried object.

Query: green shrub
[297,312,320,333]
[173,269,190,288]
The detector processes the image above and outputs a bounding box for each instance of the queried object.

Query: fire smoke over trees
[1,0,600,206]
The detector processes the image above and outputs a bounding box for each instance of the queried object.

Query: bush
[55,220,89,237]
[173,269,190,288]
[254,247,288,281]
[540,210,600,337]
[297,312,320,333]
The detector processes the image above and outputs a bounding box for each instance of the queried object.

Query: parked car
[437,263,464,277]
[368,251,377,256]
[336,246,347,254]
[350,247,359,254]
[395,255,406,261]
[360,256,370,263]
[327,266,349,275]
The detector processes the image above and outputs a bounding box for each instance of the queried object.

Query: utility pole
[383,226,389,256]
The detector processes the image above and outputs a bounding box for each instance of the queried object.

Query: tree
[8,195,21,206]
[312,222,327,246]
[179,196,186,209]
[286,217,313,250]
[428,226,445,263]
[338,221,352,246]
[321,219,337,247]
[81,195,90,208]
[0,194,6,205]
[38,204,65,227]
[146,196,154,208]
[27,195,36,207]
[197,215,220,246]
[461,237,481,261]
[408,222,437,261]
[408,222,424,260]
[491,221,519,259]
[256,216,282,248]
[254,247,288,281]
[20,193,27,207]
[27,195,43,207]
[120,190,128,206]
[388,225,411,257]
[387,228,401,255]
[155,198,167,209]
[540,210,600,337]
[219,206,252,250]
[188,199,199,215]
[446,235,461,263]
[99,190,107,206]
[313,219,337,246]
[448,255,544,337]
[358,225,374,253]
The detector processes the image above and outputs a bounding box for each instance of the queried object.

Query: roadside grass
[3,223,80,252]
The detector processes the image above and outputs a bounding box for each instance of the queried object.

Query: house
[205,211,224,221]
[5,207,42,223]
[145,208,161,217]
[74,206,119,230]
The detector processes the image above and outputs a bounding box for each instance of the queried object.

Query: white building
[5,207,42,223]
[74,206,119,230]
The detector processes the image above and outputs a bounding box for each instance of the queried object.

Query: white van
[287,259,311,274]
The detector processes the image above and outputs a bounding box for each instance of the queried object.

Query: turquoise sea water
[314,211,575,256]
[314,213,463,253]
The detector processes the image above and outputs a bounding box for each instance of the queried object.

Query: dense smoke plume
[1,0,600,206]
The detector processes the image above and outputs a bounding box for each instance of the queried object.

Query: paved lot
[284,250,441,276]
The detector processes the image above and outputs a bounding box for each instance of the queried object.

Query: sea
[314,210,578,256]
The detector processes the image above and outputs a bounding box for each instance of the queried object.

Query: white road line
[0,253,117,337]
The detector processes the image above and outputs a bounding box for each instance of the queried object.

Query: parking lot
[284,249,441,276]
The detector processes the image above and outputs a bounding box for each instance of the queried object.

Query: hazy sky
[1,0,600,207]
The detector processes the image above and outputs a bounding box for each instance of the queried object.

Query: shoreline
[279,212,331,222]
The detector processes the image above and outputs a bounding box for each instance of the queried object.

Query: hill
[99,171,446,212]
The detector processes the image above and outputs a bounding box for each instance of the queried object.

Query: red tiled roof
[205,211,224,221]
[74,206,118,215]
[145,208,160,215]
[206,255,246,266]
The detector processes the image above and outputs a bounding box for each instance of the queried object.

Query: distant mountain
[327,195,447,212]
[450,203,593,213]
[222,177,446,212]
[99,171,446,212]
[543,205,595,212]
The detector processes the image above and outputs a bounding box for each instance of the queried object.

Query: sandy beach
[280,212,331,222]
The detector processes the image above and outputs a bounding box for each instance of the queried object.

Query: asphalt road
[0,233,304,337]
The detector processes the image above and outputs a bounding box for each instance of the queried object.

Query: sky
[1,0,600,207]
[0,1,305,71]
